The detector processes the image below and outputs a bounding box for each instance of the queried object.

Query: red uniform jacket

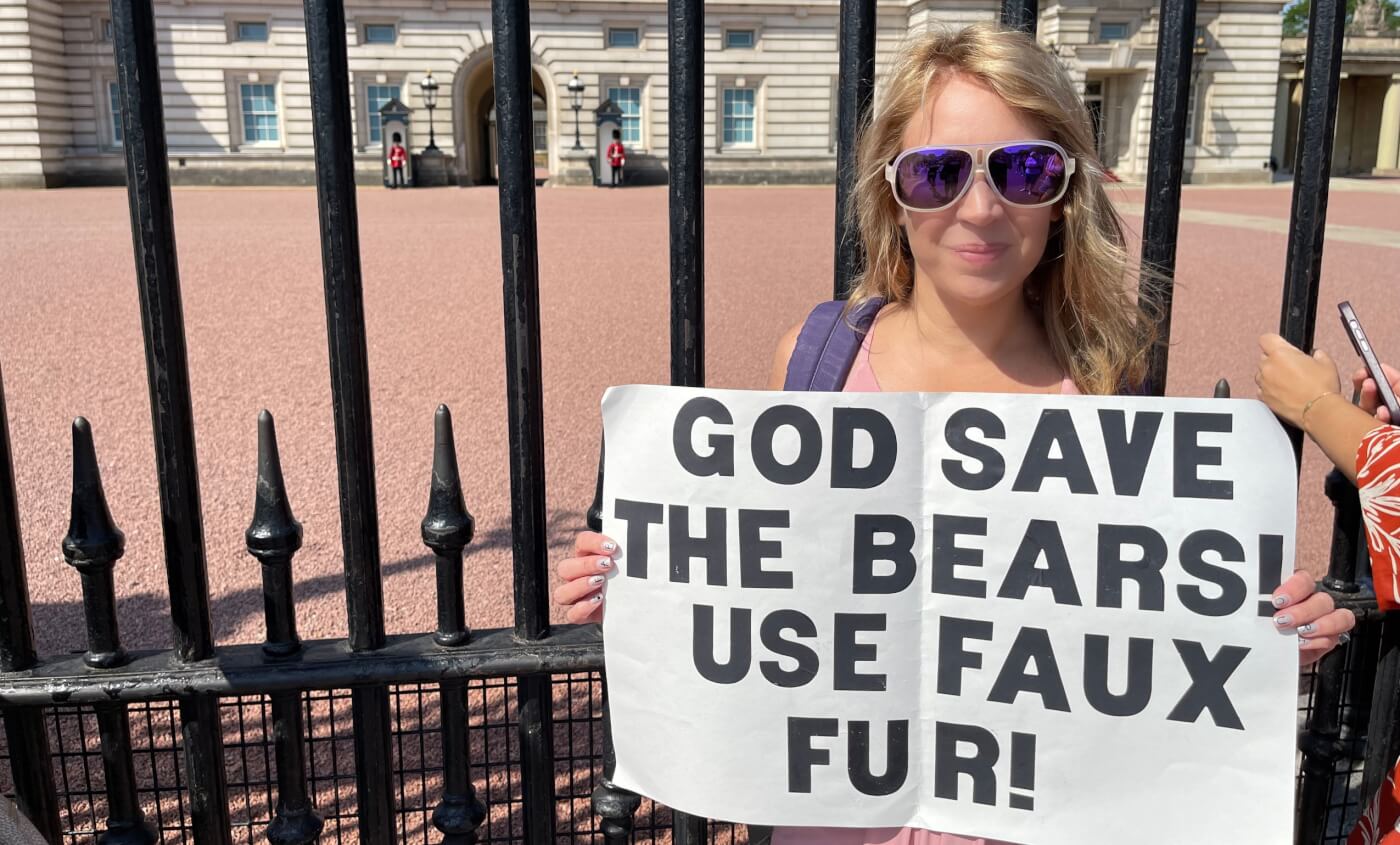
[607,141,626,167]
[389,144,407,169]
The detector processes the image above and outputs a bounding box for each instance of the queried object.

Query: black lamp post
[567,71,584,150]
[420,69,440,151]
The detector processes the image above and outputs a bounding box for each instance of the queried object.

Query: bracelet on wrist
[1301,391,1340,431]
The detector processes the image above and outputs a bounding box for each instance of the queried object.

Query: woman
[1255,333,1399,845]
[557,24,1355,843]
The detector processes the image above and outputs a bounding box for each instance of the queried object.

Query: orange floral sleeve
[1357,424,1400,612]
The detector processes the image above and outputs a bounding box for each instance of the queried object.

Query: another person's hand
[552,531,616,624]
[1352,362,1399,424]
[1256,333,1341,428]
[1272,570,1356,667]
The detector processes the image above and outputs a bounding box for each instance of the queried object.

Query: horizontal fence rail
[0,0,1390,840]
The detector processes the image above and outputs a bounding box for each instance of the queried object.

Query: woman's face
[898,73,1060,309]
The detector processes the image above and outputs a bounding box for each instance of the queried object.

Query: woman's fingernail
[1273,595,1289,608]
[1274,614,1293,627]
[590,593,603,603]
[588,574,605,585]
[597,557,613,570]
[1298,623,1316,635]
[602,541,617,552]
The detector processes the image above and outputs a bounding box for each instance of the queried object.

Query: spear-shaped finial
[63,417,125,569]
[62,417,128,668]
[421,405,474,553]
[246,410,303,561]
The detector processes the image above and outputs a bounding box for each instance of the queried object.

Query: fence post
[421,406,488,843]
[1360,615,1400,811]
[1279,0,1347,462]
[670,0,706,384]
[106,0,232,836]
[1138,0,1198,396]
[299,0,398,837]
[832,0,876,298]
[490,0,557,838]
[62,418,157,845]
[587,447,644,843]
[0,367,61,843]
[1295,469,1364,843]
[246,412,323,845]
[669,0,712,838]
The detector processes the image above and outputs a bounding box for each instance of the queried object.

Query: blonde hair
[845,22,1160,395]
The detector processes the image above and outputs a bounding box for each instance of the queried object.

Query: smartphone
[1338,301,1400,420]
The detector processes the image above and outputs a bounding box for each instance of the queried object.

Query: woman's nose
[956,173,1003,224]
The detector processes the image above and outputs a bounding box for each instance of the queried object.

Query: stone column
[1377,74,1400,173]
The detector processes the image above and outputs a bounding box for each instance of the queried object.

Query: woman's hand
[552,532,617,624]
[1256,334,1341,428]
[1352,362,1399,424]
[1271,570,1356,667]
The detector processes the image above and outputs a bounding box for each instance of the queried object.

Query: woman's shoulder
[767,320,806,390]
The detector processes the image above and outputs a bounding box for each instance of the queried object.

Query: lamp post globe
[420,69,440,150]
[567,71,585,150]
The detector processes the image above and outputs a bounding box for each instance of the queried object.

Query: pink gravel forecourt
[0,180,1396,660]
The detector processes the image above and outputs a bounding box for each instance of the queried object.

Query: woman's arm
[1255,333,1393,483]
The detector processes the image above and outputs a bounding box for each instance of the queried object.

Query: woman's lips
[951,243,1008,265]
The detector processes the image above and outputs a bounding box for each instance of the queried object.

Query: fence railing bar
[490,0,556,838]
[1360,613,1400,806]
[421,405,488,841]
[245,411,323,845]
[669,0,712,836]
[670,0,705,384]
[833,0,876,299]
[586,480,643,841]
[299,0,396,838]
[109,0,215,668]
[0,369,61,843]
[1295,470,1364,843]
[107,0,232,838]
[0,626,606,706]
[1136,0,1198,397]
[1279,0,1346,461]
[63,417,159,844]
[999,0,1038,36]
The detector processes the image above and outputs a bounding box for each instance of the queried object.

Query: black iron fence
[0,0,1393,841]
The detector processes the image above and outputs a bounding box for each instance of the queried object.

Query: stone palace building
[3,0,1399,188]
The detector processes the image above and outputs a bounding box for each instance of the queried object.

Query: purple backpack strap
[783,297,886,391]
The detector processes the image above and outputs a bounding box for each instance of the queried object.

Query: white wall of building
[2,0,1289,187]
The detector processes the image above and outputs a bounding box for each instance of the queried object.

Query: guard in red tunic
[606,129,626,187]
[388,132,407,188]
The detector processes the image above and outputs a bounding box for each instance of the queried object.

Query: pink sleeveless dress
[773,311,1069,845]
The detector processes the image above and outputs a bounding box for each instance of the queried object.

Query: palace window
[725,29,756,49]
[235,21,269,42]
[721,87,756,147]
[607,27,640,48]
[364,23,397,44]
[607,85,643,144]
[109,82,123,145]
[366,84,400,144]
[240,83,280,143]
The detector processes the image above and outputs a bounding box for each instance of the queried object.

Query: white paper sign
[600,386,1299,845]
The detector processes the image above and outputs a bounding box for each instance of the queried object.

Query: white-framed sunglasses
[884,140,1077,212]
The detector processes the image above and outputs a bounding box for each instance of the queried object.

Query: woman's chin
[930,276,1026,309]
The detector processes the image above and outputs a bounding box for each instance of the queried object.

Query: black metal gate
[0,0,1392,841]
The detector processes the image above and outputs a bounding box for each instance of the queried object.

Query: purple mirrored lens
[987,144,1067,205]
[895,149,973,210]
